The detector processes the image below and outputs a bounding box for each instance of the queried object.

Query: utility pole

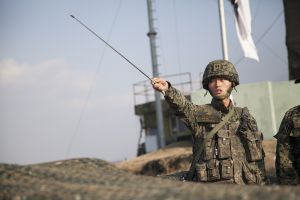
[146,0,165,148]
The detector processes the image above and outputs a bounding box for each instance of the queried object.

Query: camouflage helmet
[202,59,239,90]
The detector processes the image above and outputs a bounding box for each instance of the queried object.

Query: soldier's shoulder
[285,105,300,117]
[281,105,300,123]
[275,105,300,140]
[233,106,244,113]
[193,104,216,114]
[194,104,221,124]
[233,106,253,118]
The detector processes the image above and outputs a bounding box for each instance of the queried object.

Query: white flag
[231,0,259,61]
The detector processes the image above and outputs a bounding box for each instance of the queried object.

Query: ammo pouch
[217,130,231,159]
[243,131,263,161]
[202,138,215,160]
[206,159,220,181]
[195,159,234,181]
[220,159,234,180]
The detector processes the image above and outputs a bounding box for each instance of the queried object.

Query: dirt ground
[116,139,277,181]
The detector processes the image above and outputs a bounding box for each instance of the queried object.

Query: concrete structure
[192,80,300,139]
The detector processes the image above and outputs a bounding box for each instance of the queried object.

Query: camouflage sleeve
[274,112,298,184]
[239,107,258,132]
[239,108,267,183]
[164,86,198,132]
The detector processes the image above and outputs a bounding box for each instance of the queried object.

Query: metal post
[218,0,229,60]
[218,0,236,104]
[146,0,165,148]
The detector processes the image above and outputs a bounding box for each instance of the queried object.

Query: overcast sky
[0,0,288,164]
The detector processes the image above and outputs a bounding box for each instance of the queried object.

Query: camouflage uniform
[274,79,300,184]
[163,60,267,184]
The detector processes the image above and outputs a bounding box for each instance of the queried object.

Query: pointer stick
[70,15,165,95]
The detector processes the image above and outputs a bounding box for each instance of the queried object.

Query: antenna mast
[146,0,165,148]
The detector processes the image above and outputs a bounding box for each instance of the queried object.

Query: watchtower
[133,72,198,155]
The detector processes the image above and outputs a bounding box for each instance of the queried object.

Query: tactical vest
[274,105,300,184]
[291,109,300,157]
[188,105,264,184]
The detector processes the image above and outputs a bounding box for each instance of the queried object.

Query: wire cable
[234,10,283,66]
[66,0,123,158]
[173,0,183,75]
[252,0,264,24]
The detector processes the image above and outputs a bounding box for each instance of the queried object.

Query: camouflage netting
[1,141,299,199]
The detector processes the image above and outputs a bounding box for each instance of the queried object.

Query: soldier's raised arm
[151,77,169,92]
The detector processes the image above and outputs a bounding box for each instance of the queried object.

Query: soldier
[274,78,300,185]
[152,60,267,184]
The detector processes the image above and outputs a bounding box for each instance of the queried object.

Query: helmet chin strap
[229,94,235,105]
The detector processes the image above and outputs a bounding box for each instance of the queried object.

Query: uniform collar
[211,98,233,114]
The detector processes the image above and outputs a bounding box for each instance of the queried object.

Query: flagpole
[218,0,229,60]
[218,0,236,104]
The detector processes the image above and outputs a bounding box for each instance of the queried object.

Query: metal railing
[133,72,196,106]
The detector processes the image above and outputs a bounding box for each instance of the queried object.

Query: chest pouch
[202,138,216,161]
[206,159,220,181]
[217,130,231,159]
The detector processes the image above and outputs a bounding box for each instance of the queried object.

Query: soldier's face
[208,78,232,99]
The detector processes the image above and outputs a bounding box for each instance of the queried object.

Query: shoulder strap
[206,108,235,139]
[187,108,235,181]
